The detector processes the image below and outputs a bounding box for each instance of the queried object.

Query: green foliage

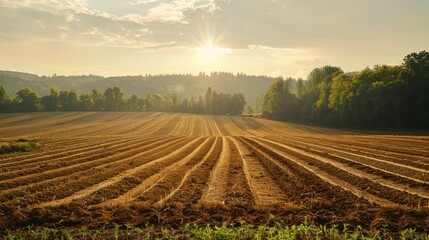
[2,222,428,239]
[262,78,298,119]
[0,86,11,112]
[13,88,42,112]
[59,90,79,111]
[261,51,429,128]
[91,89,104,111]
[179,88,246,115]
[104,87,124,111]
[79,93,94,111]
[0,138,41,154]
[0,86,246,115]
[41,87,60,111]
[126,94,140,112]
[0,71,277,109]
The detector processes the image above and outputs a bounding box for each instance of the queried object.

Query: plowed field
[1,112,428,230]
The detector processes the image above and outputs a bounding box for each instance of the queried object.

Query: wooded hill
[261,51,429,128]
[0,71,278,108]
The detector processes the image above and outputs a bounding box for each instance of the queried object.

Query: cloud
[247,45,301,53]
[128,0,161,5]
[0,4,158,49]
[1,0,428,78]
[129,0,217,23]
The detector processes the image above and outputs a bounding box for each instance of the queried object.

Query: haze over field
[1,0,428,77]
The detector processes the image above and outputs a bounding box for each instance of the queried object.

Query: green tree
[310,66,343,123]
[104,87,124,111]
[205,87,213,114]
[145,93,164,112]
[41,87,59,111]
[104,87,115,111]
[59,90,79,111]
[262,78,297,119]
[165,93,180,112]
[296,78,304,99]
[113,86,125,111]
[230,93,246,115]
[403,51,429,127]
[328,73,354,125]
[138,98,145,111]
[0,86,11,112]
[13,88,42,112]
[126,94,140,111]
[181,98,190,113]
[79,93,93,111]
[91,89,104,111]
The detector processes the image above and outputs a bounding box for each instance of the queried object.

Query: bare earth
[0,112,428,230]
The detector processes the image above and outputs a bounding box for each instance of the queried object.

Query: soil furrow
[0,137,183,191]
[201,137,231,203]
[245,137,396,207]
[252,137,429,207]
[229,137,287,206]
[165,137,223,204]
[112,137,215,205]
[56,137,205,206]
[0,138,133,177]
[5,137,191,208]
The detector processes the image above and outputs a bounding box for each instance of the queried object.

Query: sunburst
[197,44,232,62]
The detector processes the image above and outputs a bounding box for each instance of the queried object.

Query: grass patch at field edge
[2,221,428,240]
[0,137,41,154]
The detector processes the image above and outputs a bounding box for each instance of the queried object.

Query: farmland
[0,112,428,231]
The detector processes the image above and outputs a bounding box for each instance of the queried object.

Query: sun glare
[197,44,232,62]
[199,44,217,61]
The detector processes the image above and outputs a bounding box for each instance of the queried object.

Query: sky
[0,0,428,78]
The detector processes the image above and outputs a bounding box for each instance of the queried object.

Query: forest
[1,50,428,128]
[261,51,429,128]
[0,71,276,108]
[0,86,246,115]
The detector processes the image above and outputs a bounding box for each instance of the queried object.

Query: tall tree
[262,78,297,119]
[79,93,93,111]
[230,93,246,115]
[91,89,104,111]
[13,88,42,112]
[0,86,11,112]
[403,51,429,127]
[41,87,59,111]
[59,90,79,111]
[113,86,124,111]
[296,78,304,99]
[205,87,213,114]
[104,87,124,111]
[126,94,140,112]
[145,93,164,112]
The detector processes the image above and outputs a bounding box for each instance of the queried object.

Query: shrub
[0,138,41,154]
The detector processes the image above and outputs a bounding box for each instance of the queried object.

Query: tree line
[0,71,275,109]
[261,51,429,128]
[0,86,246,115]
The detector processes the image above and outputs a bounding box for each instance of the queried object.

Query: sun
[197,44,232,62]
[199,44,217,62]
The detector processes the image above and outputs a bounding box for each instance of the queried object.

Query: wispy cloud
[128,0,161,6]
[1,0,428,77]
[127,0,217,23]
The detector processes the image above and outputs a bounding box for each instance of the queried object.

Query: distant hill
[0,70,40,81]
[0,71,284,107]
